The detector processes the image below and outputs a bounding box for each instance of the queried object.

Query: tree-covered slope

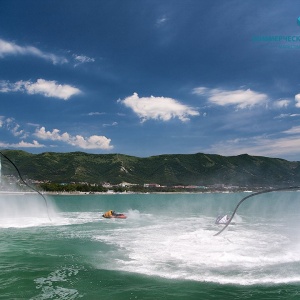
[1,150,300,187]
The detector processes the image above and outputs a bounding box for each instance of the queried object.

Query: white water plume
[0,193,58,228]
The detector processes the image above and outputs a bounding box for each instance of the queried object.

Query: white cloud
[0,38,67,64]
[192,87,208,95]
[0,79,81,100]
[295,94,300,108]
[156,16,168,27]
[18,140,45,148]
[0,117,28,138]
[10,123,26,137]
[24,79,81,100]
[119,93,199,122]
[282,126,300,135]
[103,122,118,127]
[27,122,40,127]
[275,113,300,119]
[193,87,268,109]
[73,54,95,66]
[88,112,105,116]
[273,99,290,108]
[34,127,113,150]
[0,140,44,148]
[203,133,300,159]
[72,135,113,150]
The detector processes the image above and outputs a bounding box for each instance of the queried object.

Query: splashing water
[1,193,300,299]
[0,194,58,228]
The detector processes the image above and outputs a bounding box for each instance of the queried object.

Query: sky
[1,0,300,161]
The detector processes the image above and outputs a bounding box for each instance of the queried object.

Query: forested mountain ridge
[1,150,300,187]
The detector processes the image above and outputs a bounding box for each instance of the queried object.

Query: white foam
[31,266,82,300]
[93,214,300,285]
[126,209,142,219]
[0,211,105,228]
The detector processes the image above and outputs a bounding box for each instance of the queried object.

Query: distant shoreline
[0,190,230,196]
[0,190,254,196]
[1,189,299,197]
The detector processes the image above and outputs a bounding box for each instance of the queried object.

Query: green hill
[1,150,300,187]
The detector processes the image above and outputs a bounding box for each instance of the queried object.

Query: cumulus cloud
[119,93,199,122]
[0,117,113,150]
[0,38,67,64]
[34,127,113,150]
[0,79,81,100]
[193,87,268,109]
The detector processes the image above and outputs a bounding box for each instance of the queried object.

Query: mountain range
[1,150,300,187]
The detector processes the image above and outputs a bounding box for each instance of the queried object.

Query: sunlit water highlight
[1,192,300,299]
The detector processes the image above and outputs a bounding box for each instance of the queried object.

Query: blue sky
[1,1,300,160]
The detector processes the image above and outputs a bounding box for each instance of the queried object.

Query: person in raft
[102,210,117,218]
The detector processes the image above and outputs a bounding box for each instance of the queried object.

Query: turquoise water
[1,192,300,299]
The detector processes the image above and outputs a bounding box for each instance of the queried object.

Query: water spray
[214,186,300,236]
[0,151,51,221]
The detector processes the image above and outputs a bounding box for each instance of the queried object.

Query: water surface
[1,192,300,299]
